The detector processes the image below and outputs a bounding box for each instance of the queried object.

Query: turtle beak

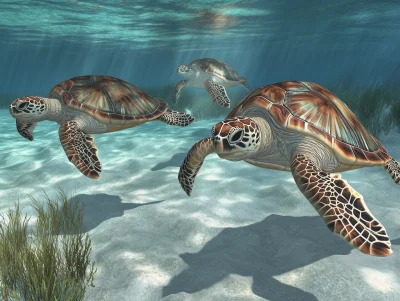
[10,99,29,117]
[10,105,19,116]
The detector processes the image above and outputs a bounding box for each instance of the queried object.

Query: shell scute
[275,81,309,92]
[49,86,64,98]
[352,147,370,164]
[262,85,286,104]
[69,98,81,110]
[284,91,337,124]
[376,149,391,162]
[269,104,290,126]
[108,113,126,124]
[94,110,110,123]
[58,79,75,92]
[363,151,385,163]
[333,140,356,165]
[287,115,306,130]
[82,104,97,117]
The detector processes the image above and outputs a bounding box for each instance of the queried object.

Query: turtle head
[10,96,48,122]
[177,116,262,196]
[10,96,50,141]
[177,64,194,77]
[212,116,261,161]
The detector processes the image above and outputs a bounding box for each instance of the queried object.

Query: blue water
[1,0,400,96]
[1,1,400,301]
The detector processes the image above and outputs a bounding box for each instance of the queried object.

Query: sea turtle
[10,75,195,179]
[174,58,249,108]
[178,81,400,256]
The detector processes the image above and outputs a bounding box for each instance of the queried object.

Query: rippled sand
[0,110,399,301]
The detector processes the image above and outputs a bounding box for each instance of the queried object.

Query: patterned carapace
[228,81,390,167]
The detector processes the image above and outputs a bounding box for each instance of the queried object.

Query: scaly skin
[291,154,392,256]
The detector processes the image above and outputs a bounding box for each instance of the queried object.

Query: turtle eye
[229,129,244,144]
[17,102,29,110]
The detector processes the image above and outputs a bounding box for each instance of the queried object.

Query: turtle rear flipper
[59,121,102,179]
[205,80,230,108]
[384,157,400,184]
[174,80,187,104]
[158,109,194,127]
[291,154,392,256]
[16,120,37,141]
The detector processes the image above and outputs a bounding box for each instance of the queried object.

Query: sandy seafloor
[0,108,399,301]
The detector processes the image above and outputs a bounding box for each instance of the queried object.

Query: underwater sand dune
[0,109,399,301]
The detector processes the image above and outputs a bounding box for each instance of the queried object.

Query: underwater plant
[389,100,400,132]
[332,84,398,138]
[0,190,96,301]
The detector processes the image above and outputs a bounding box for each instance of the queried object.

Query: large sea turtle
[174,58,249,108]
[10,75,194,179]
[178,81,400,256]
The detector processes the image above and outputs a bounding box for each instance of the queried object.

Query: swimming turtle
[174,58,249,108]
[10,75,194,179]
[178,81,400,256]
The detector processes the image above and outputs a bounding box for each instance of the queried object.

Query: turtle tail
[384,157,400,184]
[241,82,250,91]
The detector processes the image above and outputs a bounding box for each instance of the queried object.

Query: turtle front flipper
[384,157,400,184]
[291,154,392,256]
[174,80,187,104]
[16,120,37,141]
[178,137,215,196]
[59,121,102,179]
[158,109,194,127]
[205,80,230,108]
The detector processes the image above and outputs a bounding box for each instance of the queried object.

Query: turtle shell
[228,81,391,167]
[190,58,246,83]
[49,75,167,126]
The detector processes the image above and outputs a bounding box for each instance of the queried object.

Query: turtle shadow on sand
[150,129,214,171]
[151,152,187,171]
[162,214,354,301]
[64,194,163,233]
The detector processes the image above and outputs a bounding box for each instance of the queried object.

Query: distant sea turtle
[178,81,400,256]
[10,75,194,179]
[174,58,249,108]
